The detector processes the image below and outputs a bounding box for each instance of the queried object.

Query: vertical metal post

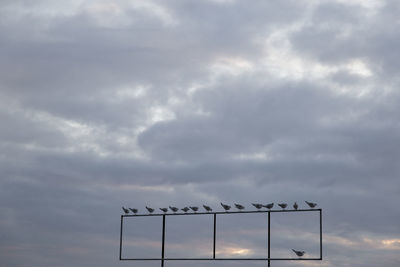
[268,211,271,267]
[320,209,322,260]
[161,215,166,267]
[119,215,123,260]
[213,213,216,259]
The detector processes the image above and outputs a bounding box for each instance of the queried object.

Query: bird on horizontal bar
[203,205,212,212]
[190,206,199,212]
[221,203,231,211]
[305,200,317,208]
[169,206,179,213]
[122,207,129,214]
[252,203,263,210]
[292,249,305,257]
[160,208,168,213]
[293,202,298,210]
[263,203,274,210]
[181,207,190,213]
[146,206,154,213]
[278,203,287,210]
[129,208,138,214]
[234,203,245,211]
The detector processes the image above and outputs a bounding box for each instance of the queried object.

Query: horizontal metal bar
[120,257,322,261]
[123,208,321,217]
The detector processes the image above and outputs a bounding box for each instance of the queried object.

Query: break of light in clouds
[1,0,400,267]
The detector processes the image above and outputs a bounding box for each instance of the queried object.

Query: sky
[1,0,400,266]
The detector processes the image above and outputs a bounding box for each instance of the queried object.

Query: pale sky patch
[130,0,178,27]
[210,57,255,77]
[148,106,176,124]
[216,246,253,256]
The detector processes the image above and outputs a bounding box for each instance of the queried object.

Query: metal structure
[119,208,322,267]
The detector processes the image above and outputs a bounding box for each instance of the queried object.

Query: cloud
[1,0,400,267]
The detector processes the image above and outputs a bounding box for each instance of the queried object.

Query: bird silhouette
[203,205,212,212]
[292,249,305,257]
[146,206,154,213]
[293,202,298,210]
[181,207,190,213]
[263,203,274,210]
[278,203,287,210]
[122,207,129,214]
[234,203,245,211]
[129,208,138,214]
[305,201,317,208]
[160,208,168,213]
[221,203,231,211]
[190,206,199,212]
[169,206,179,213]
[252,203,263,210]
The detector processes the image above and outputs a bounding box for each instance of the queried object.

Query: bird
[160,208,168,213]
[293,202,298,210]
[252,203,263,210]
[278,203,287,210]
[181,207,190,213]
[190,206,199,212]
[203,205,212,212]
[234,203,245,211]
[305,201,317,208]
[146,206,154,213]
[292,249,305,257]
[263,203,274,210]
[129,208,138,214]
[122,207,129,214]
[169,206,179,213]
[221,203,231,211]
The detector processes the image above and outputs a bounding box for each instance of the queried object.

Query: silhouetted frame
[119,208,322,266]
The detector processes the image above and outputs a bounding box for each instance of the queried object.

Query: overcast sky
[1,0,400,266]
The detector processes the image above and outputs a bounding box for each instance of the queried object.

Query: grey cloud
[1,0,400,267]
[290,1,400,79]
[0,110,67,147]
[138,83,354,162]
[329,70,366,84]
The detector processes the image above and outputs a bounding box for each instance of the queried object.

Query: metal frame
[120,208,322,266]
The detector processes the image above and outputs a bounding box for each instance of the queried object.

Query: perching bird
[169,206,179,213]
[292,249,305,257]
[252,203,263,210]
[263,203,274,210]
[278,203,287,210]
[234,203,245,211]
[146,206,154,213]
[129,208,138,214]
[221,203,231,211]
[122,207,129,214]
[203,205,212,212]
[305,201,317,208]
[181,207,190,213]
[190,206,199,212]
[293,202,298,210]
[160,208,168,213]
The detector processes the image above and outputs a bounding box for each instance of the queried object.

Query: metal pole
[320,209,322,260]
[161,215,166,267]
[213,213,216,259]
[123,208,321,217]
[119,215,123,260]
[268,211,270,267]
